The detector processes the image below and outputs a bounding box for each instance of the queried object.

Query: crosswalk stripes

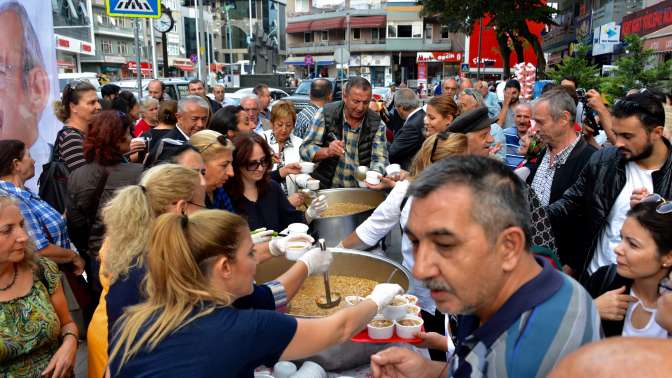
[113,0,153,12]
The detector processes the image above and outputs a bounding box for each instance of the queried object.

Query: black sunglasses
[245,158,271,172]
[640,193,672,214]
[200,135,229,153]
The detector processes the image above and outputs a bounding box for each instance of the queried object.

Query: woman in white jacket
[339,131,468,361]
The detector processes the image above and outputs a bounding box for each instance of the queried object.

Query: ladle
[315,239,341,309]
[354,166,368,182]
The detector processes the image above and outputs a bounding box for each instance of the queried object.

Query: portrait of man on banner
[0,0,61,189]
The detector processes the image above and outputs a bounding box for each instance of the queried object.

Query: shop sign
[644,34,672,52]
[128,61,153,70]
[599,22,621,44]
[622,0,672,37]
[55,35,96,56]
[416,52,463,63]
[105,56,127,64]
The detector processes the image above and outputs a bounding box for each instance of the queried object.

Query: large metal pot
[255,249,413,371]
[309,188,387,246]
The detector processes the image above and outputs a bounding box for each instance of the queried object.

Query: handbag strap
[87,168,110,227]
[50,128,68,163]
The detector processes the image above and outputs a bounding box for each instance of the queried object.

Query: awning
[286,21,313,33]
[284,55,335,66]
[311,17,345,31]
[174,64,194,71]
[350,16,386,29]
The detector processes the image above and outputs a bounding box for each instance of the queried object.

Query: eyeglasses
[659,277,672,296]
[245,158,271,172]
[273,122,294,131]
[200,135,229,153]
[188,201,206,209]
[640,193,672,214]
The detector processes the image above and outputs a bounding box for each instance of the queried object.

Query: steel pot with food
[308,188,386,247]
[254,248,414,371]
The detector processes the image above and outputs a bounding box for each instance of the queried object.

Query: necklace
[0,264,17,291]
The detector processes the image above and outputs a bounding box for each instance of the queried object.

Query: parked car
[225,87,290,106]
[58,72,101,98]
[283,78,344,113]
[111,78,190,101]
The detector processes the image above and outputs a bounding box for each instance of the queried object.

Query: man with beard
[300,76,388,188]
[370,156,600,378]
[547,91,672,279]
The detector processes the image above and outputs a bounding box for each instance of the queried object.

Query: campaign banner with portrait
[0,0,62,190]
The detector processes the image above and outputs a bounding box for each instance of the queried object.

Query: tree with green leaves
[422,0,555,77]
[546,44,601,90]
[600,34,672,100]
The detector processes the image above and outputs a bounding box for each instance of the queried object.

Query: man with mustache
[370,156,600,378]
[547,91,672,280]
[300,76,388,188]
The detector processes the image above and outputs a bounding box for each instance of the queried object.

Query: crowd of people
[1,71,672,378]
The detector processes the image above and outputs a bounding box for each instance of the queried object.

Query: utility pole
[134,19,143,98]
[476,18,483,81]
[150,20,158,78]
[195,0,203,80]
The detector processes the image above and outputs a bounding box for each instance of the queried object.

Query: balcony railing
[289,3,386,18]
[289,39,386,48]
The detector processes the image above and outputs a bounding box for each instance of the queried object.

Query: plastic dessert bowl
[382,295,409,321]
[395,315,424,339]
[406,304,421,315]
[367,316,394,339]
[403,294,418,305]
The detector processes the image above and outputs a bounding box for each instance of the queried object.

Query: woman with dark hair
[210,105,248,139]
[586,196,672,337]
[0,140,84,273]
[226,134,325,232]
[52,81,102,172]
[111,91,141,123]
[66,111,143,301]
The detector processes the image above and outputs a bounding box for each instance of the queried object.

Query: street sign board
[304,55,314,66]
[106,0,161,18]
[334,47,350,65]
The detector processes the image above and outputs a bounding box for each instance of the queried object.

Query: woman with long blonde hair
[108,210,402,376]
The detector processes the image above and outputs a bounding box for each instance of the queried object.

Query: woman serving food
[107,210,403,377]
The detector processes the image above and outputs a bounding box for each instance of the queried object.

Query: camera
[576,88,602,135]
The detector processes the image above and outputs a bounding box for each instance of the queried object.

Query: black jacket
[527,138,596,265]
[547,139,672,277]
[389,108,426,170]
[584,264,632,337]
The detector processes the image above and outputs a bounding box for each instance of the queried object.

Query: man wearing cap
[458,89,506,161]
[448,107,496,156]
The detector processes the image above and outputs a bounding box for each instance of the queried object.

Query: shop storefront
[416,52,463,84]
[169,57,196,77]
[55,35,95,74]
[349,55,391,87]
[284,55,336,79]
[643,24,672,62]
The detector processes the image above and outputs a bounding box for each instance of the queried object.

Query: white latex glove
[366,283,404,311]
[251,228,275,244]
[305,195,328,222]
[269,233,315,257]
[297,247,333,275]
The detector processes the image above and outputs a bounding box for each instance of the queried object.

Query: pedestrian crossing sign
[106,0,161,18]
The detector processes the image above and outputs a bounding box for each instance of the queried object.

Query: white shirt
[262,130,304,195]
[354,181,436,313]
[175,124,190,141]
[589,162,654,273]
[622,288,669,339]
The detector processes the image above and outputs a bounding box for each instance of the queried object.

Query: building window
[353,28,360,40]
[441,25,450,39]
[304,32,312,43]
[321,30,329,41]
[387,24,396,38]
[379,27,386,39]
[102,39,113,54]
[397,25,412,38]
[295,0,309,13]
[119,43,129,56]
[372,28,378,40]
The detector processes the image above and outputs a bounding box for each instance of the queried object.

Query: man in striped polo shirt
[371,156,601,378]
